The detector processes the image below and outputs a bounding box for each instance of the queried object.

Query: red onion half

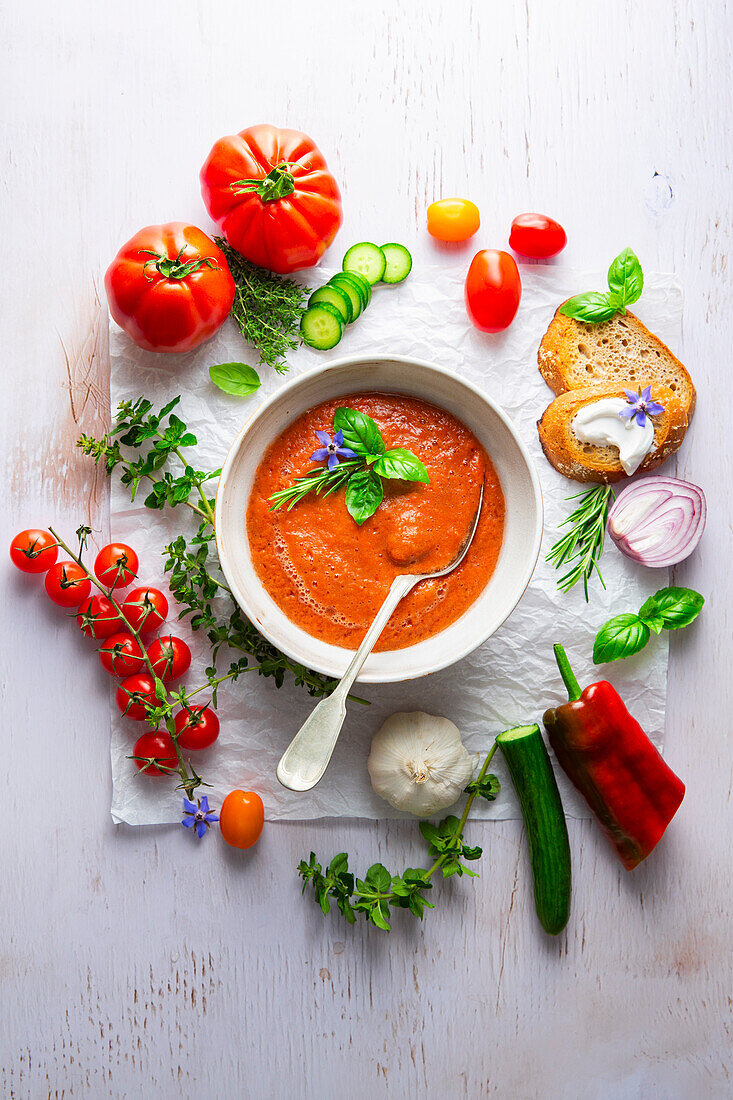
[607,476,706,567]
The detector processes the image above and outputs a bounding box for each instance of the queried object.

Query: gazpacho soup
[247,392,505,650]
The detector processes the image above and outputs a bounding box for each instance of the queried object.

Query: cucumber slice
[339,269,372,307]
[300,303,344,350]
[342,242,387,286]
[380,242,413,284]
[309,284,352,324]
[328,274,363,320]
[496,724,571,936]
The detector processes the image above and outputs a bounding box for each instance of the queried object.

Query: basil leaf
[593,613,650,664]
[559,292,618,324]
[372,447,429,484]
[345,468,383,525]
[639,586,705,630]
[209,362,261,397]
[607,247,644,306]
[334,407,386,457]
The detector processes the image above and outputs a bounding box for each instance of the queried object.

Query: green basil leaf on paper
[345,468,383,525]
[639,586,705,630]
[607,247,644,306]
[373,447,429,484]
[209,362,261,397]
[559,292,618,324]
[334,407,386,457]
[593,613,650,664]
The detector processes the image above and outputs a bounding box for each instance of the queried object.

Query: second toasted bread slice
[537,385,688,483]
[538,308,696,418]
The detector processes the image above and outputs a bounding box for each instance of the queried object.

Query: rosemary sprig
[298,742,501,931]
[269,460,362,511]
[215,237,308,373]
[546,484,615,600]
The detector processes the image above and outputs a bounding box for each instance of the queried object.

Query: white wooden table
[2,2,731,1096]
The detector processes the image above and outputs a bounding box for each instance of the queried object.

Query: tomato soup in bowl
[247,392,505,651]
[216,355,543,684]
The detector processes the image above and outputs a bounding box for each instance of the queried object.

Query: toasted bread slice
[538,308,696,418]
[537,385,688,483]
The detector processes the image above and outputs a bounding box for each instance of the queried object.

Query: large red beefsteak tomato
[104,223,235,353]
[200,124,343,274]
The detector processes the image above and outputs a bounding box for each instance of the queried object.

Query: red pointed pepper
[543,644,685,870]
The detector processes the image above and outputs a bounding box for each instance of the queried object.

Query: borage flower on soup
[309,429,358,470]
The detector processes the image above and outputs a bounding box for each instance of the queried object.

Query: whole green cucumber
[497,723,571,935]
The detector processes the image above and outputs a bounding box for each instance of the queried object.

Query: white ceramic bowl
[216,355,543,683]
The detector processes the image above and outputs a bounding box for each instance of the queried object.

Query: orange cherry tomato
[464,249,522,332]
[427,198,480,242]
[219,789,265,850]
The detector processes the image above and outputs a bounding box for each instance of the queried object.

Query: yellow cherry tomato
[427,198,481,242]
[219,789,265,850]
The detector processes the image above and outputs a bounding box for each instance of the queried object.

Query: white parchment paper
[108,261,682,824]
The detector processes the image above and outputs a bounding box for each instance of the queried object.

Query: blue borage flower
[619,386,665,428]
[182,795,219,838]
[310,429,358,471]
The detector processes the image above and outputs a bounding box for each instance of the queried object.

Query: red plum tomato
[509,213,567,258]
[465,249,521,332]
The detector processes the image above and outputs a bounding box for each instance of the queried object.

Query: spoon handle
[276,573,416,792]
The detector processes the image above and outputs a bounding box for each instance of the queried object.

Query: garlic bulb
[367,712,476,816]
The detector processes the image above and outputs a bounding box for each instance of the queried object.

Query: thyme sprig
[216,237,308,373]
[546,484,614,600]
[78,396,347,701]
[298,742,500,931]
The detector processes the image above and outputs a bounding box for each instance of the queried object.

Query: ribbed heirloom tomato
[465,249,522,333]
[219,790,264,850]
[104,223,235,353]
[200,124,343,273]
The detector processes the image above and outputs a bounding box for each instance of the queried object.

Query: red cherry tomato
[132,731,178,776]
[509,213,567,258]
[148,635,192,682]
[105,223,235,353]
[219,789,264,850]
[77,595,123,639]
[44,561,92,608]
[122,587,168,634]
[465,250,522,333]
[426,198,481,242]
[99,633,147,677]
[174,705,220,750]
[94,543,139,591]
[9,529,58,574]
[116,673,158,720]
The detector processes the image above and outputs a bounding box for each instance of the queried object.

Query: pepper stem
[553,644,582,702]
[231,162,296,202]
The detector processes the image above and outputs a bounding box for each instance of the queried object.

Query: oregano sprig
[298,741,501,931]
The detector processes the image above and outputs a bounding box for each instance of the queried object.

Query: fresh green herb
[547,484,614,599]
[560,248,644,324]
[216,237,308,373]
[593,585,705,663]
[269,407,428,525]
[78,396,350,702]
[209,361,262,397]
[298,742,500,931]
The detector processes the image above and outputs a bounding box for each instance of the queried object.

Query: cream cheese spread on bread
[571,398,654,476]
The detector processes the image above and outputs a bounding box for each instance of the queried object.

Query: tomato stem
[230,162,296,203]
[139,246,219,282]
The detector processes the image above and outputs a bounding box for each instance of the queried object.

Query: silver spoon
[276,487,484,792]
